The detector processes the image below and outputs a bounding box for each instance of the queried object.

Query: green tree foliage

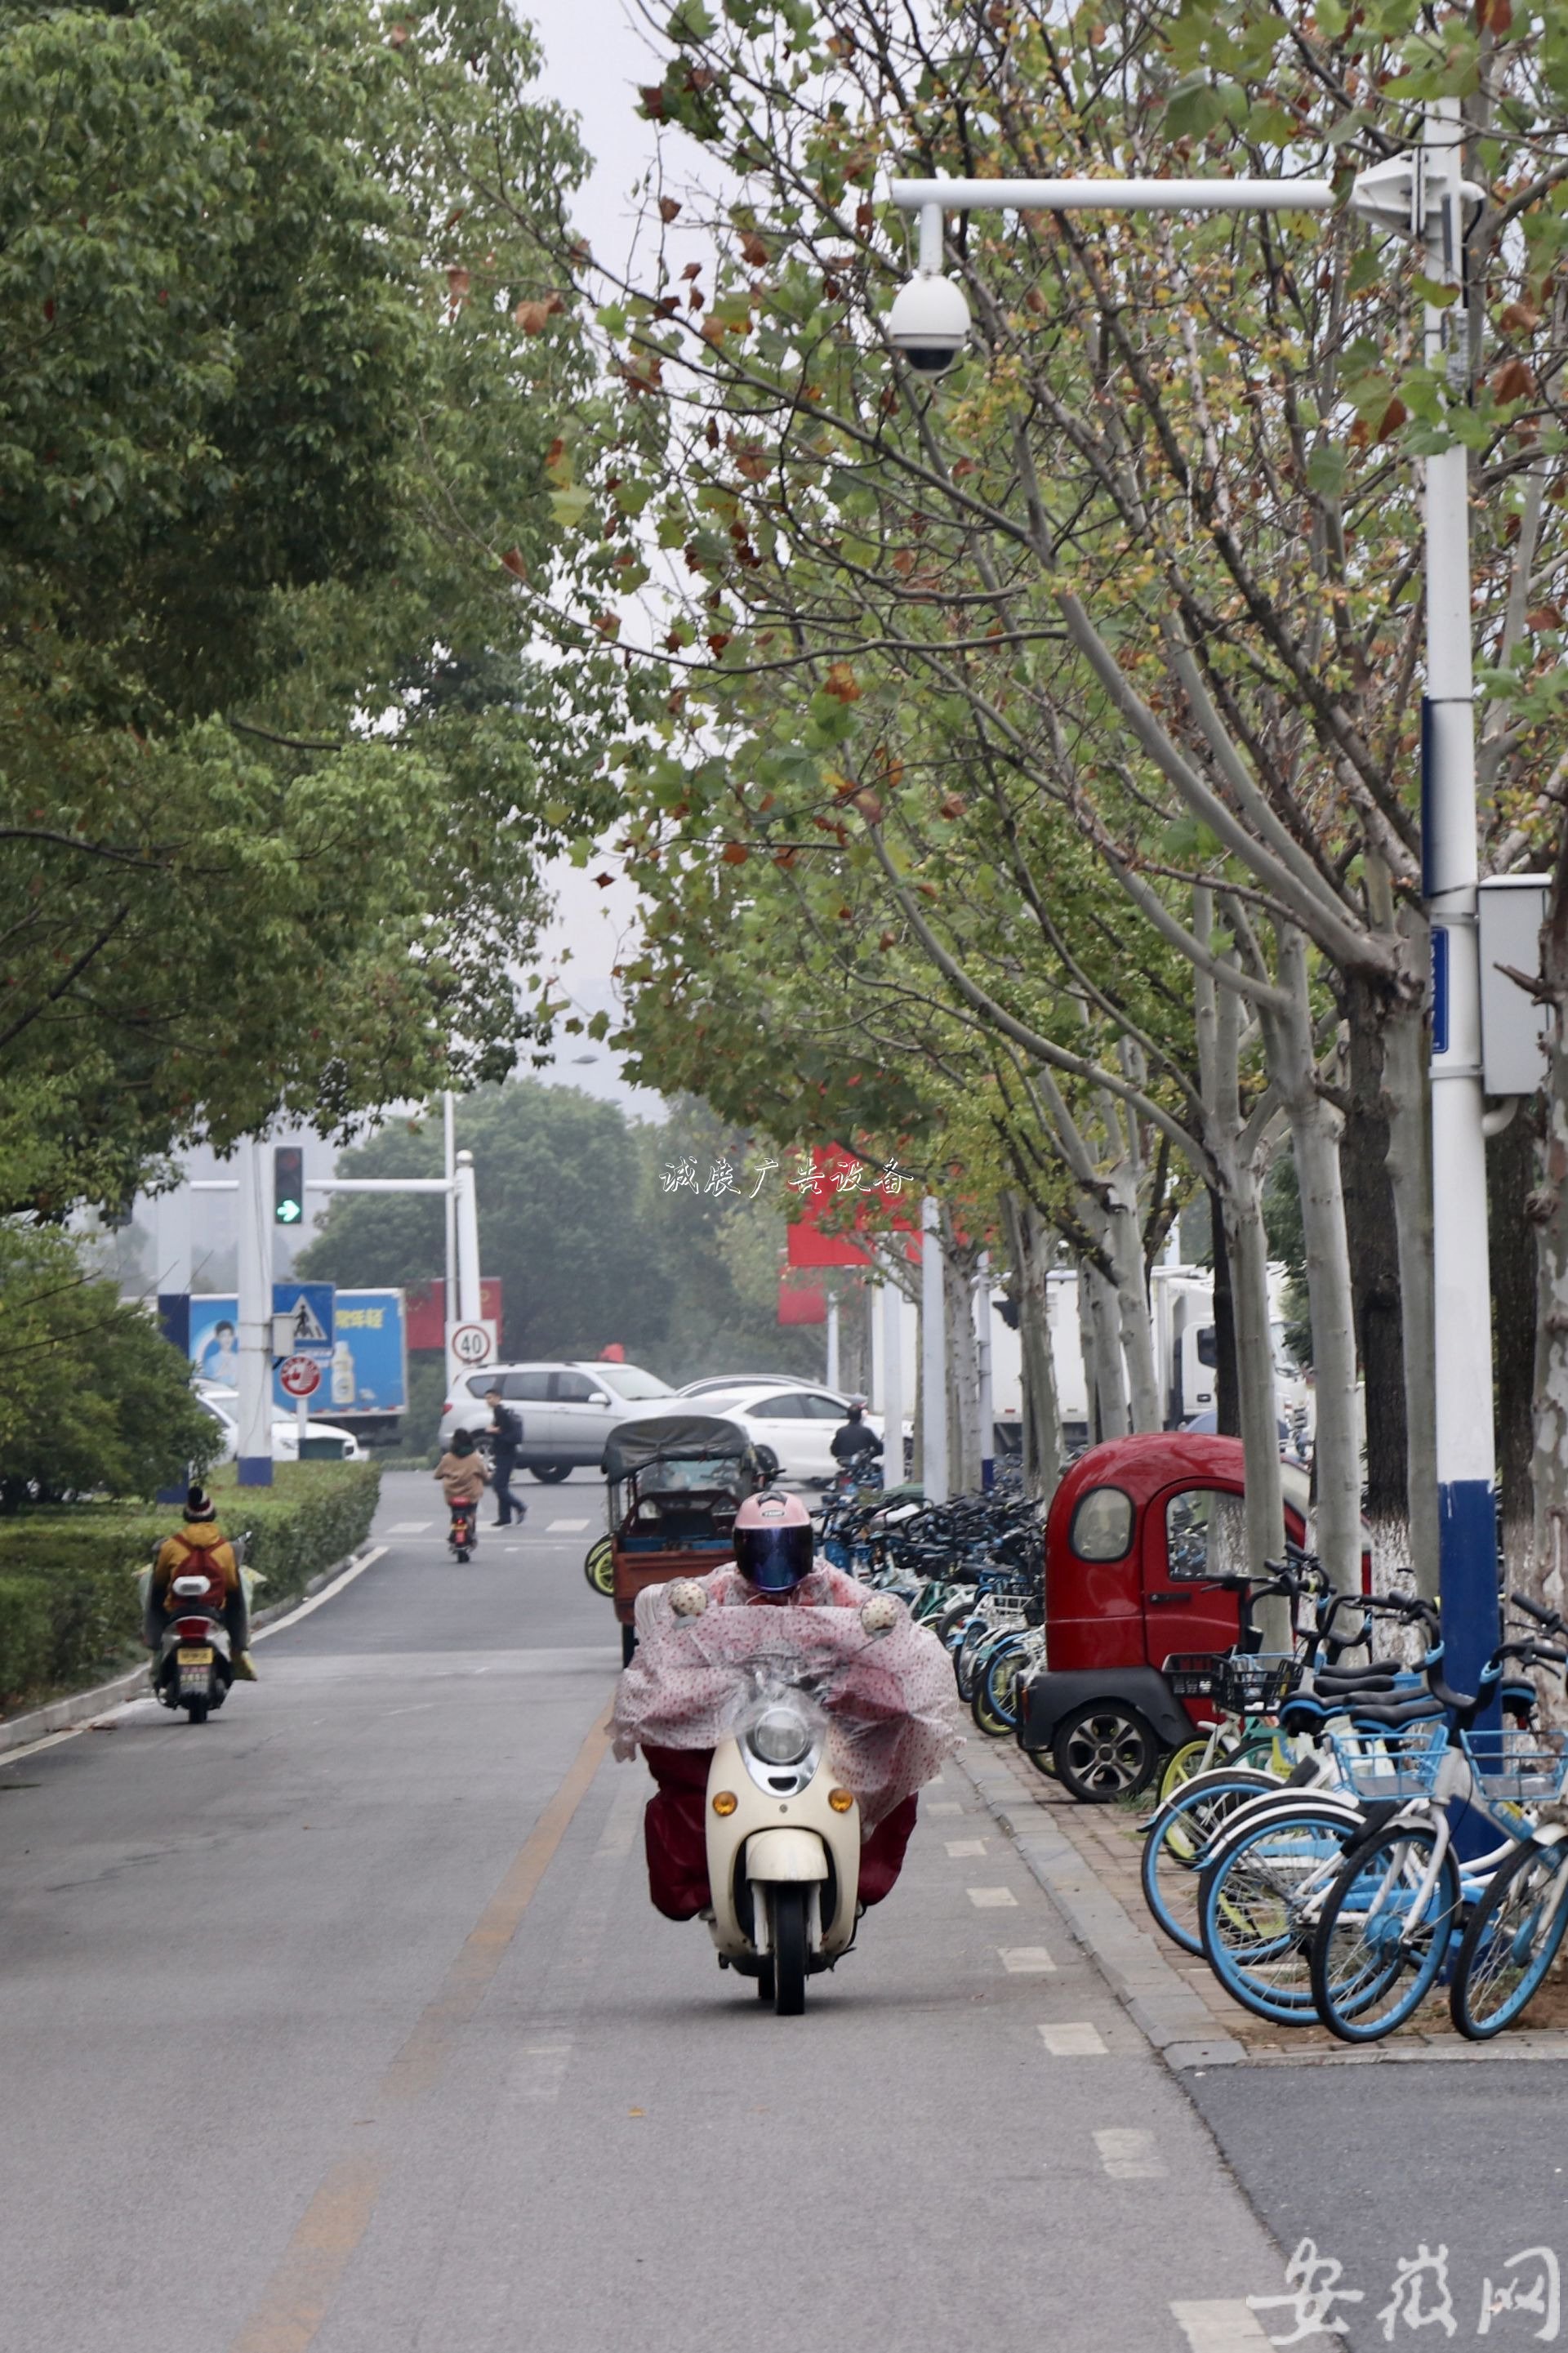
[296,1081,826,1388]
[0,0,621,1217]
[0,1224,223,1508]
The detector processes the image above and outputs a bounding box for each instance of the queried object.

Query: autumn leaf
[822,662,862,703]
[707,631,731,655]
[1493,357,1535,403]
[938,793,967,820]
[447,266,471,300]
[1526,605,1565,632]
[514,292,565,334]
[851,789,884,822]
[594,612,621,639]
[387,21,409,43]
[593,872,617,889]
[500,548,528,581]
[1376,396,1408,443]
[659,197,682,224]
[1499,301,1541,334]
[740,232,769,267]
[721,840,750,865]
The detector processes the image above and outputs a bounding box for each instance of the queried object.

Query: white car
[678,1374,800,1399]
[196,1388,367,1464]
[698,1382,891,1486]
[439,1358,675,1479]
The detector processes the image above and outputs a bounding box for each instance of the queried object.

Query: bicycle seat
[1312,1660,1410,1691]
[1343,1695,1447,1729]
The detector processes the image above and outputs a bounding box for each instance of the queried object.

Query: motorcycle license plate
[176,1646,214,1666]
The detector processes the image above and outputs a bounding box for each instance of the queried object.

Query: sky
[522,0,674,1121]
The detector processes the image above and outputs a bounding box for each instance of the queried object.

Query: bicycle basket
[1328,1721,1449,1800]
[1460,1729,1568,1807]
[1162,1651,1302,1711]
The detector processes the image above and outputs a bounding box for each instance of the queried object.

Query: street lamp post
[891,131,1495,1660]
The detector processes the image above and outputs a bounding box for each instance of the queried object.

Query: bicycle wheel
[1310,1822,1459,2043]
[977,1638,1030,1736]
[1450,1838,1568,2040]
[1199,1803,1362,2024]
[1157,1740,1214,1803]
[1141,1769,1281,1957]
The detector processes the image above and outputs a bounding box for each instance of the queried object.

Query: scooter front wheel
[768,1886,808,2016]
[185,1697,209,1724]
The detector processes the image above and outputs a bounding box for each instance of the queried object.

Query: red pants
[641,1744,919,1923]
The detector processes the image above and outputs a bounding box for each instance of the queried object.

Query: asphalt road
[2,1469,1295,2353]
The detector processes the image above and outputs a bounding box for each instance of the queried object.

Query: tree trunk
[1085,1259,1129,1440]
[1261,926,1361,1595]
[1343,974,1410,1586]
[1222,1173,1288,1586]
[1382,983,1441,1601]
[1209,1183,1241,1437]
[1003,1192,1063,1501]
[1104,1189,1161,1433]
[1490,1102,1537,1594]
[946,1241,982,1495]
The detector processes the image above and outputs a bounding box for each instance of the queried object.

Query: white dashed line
[1170,2302,1272,2352]
[1095,2128,1164,2179]
[944,1838,987,1858]
[547,1517,591,1532]
[1038,2021,1105,2055]
[386,1521,432,1535]
[926,1801,963,1816]
[967,1886,1018,1910]
[999,1945,1056,1973]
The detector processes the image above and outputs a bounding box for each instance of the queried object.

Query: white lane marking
[1096,2128,1164,2179]
[967,1886,1018,1910]
[1000,1945,1056,1973]
[518,2039,574,2103]
[547,1517,590,1532]
[927,1801,963,1816]
[253,1547,388,1641]
[1039,2022,1106,2056]
[594,1776,644,1861]
[385,1520,432,1535]
[1170,2302,1272,2352]
[945,1838,987,1858]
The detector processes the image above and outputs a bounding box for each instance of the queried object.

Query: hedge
[0,1460,381,1717]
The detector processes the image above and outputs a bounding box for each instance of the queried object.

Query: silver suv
[438,1360,675,1482]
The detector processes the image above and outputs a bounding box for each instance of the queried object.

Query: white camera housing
[887,270,971,375]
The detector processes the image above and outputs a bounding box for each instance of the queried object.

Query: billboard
[188,1289,407,1418]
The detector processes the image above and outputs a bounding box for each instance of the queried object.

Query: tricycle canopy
[600,1412,760,1486]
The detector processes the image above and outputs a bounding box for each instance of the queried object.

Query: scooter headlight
[748,1705,813,1767]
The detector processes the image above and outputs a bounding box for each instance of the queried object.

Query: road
[2,1470,1303,2353]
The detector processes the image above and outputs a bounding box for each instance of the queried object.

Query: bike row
[1136,1572,1568,2043]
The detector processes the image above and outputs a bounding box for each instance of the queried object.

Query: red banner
[407,1277,502,1353]
[777,1279,827,1326]
[784,1145,915,1268]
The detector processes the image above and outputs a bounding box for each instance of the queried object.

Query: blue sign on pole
[272,1281,335,1359]
[188,1289,404,1418]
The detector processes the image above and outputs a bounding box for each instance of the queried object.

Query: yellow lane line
[227,1705,612,2353]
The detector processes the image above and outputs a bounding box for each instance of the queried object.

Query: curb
[0,1545,373,1758]
[960,1750,1250,2067]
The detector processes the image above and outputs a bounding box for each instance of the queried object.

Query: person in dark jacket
[483,1388,527,1526]
[830,1396,884,1470]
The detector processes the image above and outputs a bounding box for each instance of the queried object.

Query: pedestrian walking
[484,1386,527,1527]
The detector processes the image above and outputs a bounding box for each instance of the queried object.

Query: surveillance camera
[887,271,971,375]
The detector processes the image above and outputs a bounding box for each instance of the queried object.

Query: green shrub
[0,1459,380,1714]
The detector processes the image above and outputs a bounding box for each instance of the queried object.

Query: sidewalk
[960,1732,1568,2068]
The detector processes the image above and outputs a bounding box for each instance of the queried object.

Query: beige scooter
[703,1676,863,2015]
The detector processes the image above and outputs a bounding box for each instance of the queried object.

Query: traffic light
[274,1146,304,1226]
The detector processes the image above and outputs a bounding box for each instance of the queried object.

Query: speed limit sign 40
[451,1321,495,1368]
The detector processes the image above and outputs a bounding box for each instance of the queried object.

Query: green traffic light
[277,1198,302,1223]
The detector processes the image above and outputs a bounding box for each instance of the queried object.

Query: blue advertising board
[189,1289,407,1418]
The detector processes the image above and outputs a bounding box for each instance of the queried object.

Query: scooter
[704,1665,862,2016]
[154,1573,232,1724]
[448,1499,478,1563]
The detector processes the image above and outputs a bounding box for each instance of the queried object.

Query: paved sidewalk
[960,1731,1568,2068]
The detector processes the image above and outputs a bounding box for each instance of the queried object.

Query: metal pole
[454,1150,482,1321]
[881,1262,904,1486]
[443,1090,457,1362]
[975,1252,995,1493]
[1420,99,1499,1695]
[235,1139,273,1487]
[826,1291,840,1391]
[920,1197,949,1501]
[889,175,1334,218]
